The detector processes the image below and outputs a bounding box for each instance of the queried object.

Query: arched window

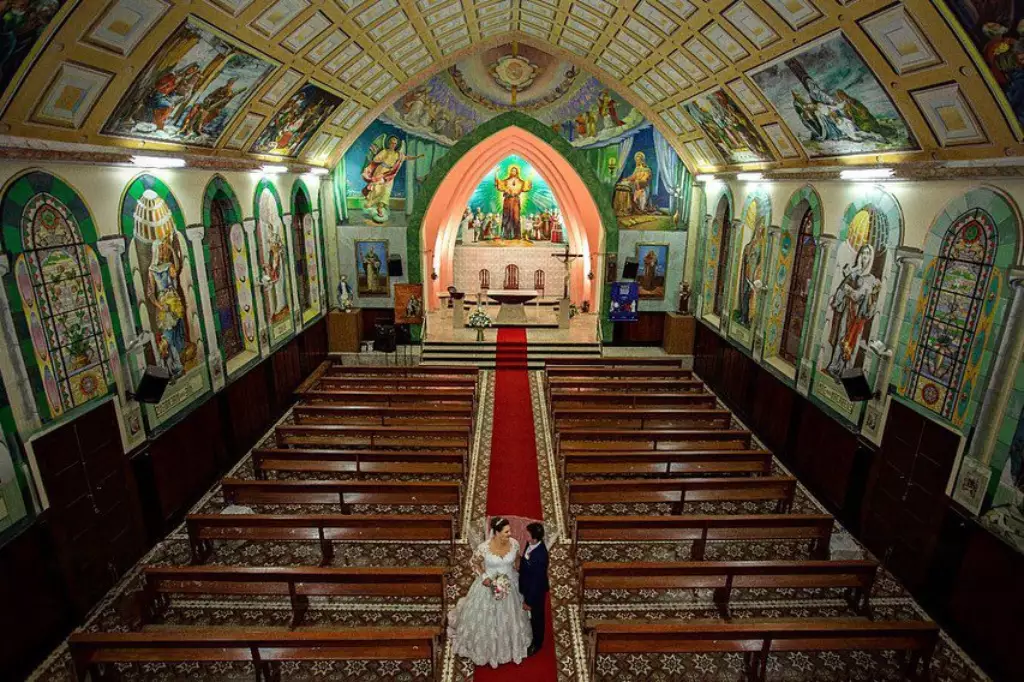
[292,191,310,312]
[904,208,998,420]
[479,269,490,290]
[12,191,118,418]
[779,209,817,364]
[504,264,520,290]
[534,269,545,294]
[207,198,244,360]
[713,207,732,316]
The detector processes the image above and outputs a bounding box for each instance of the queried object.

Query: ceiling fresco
[0,0,1020,172]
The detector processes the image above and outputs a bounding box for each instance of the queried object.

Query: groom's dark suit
[518,540,549,650]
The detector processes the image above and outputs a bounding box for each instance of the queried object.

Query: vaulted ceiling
[0,0,1020,173]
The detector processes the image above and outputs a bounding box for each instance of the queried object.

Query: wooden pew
[186,513,455,565]
[298,388,476,408]
[580,560,878,618]
[548,377,705,393]
[545,357,683,367]
[293,404,473,429]
[69,627,442,682]
[572,514,834,562]
[221,478,462,512]
[553,407,732,431]
[326,364,478,378]
[564,449,773,479]
[549,390,716,410]
[546,367,693,379]
[252,448,465,481]
[557,428,752,453]
[568,477,797,514]
[142,565,449,628]
[584,619,939,682]
[317,376,478,390]
[275,424,470,453]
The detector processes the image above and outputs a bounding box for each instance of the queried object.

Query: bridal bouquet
[487,574,512,601]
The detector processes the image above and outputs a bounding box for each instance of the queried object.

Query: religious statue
[678,282,692,315]
[494,165,532,240]
[361,134,422,224]
[337,274,354,311]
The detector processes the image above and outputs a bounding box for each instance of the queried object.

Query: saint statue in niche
[360,134,422,224]
[494,165,532,240]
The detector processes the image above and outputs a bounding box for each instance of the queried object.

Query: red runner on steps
[475,328,556,681]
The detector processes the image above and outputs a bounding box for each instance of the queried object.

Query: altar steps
[420,340,601,369]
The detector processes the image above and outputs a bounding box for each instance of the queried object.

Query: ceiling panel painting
[748,31,918,158]
[101,18,278,148]
[250,81,342,157]
[0,0,1018,172]
[683,87,773,164]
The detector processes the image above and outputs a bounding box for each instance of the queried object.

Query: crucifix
[551,244,583,299]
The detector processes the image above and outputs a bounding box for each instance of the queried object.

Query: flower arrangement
[468,307,492,341]
[487,573,512,601]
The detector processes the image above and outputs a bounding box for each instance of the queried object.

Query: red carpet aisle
[475,328,557,682]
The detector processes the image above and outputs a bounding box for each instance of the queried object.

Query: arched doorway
[417,122,612,317]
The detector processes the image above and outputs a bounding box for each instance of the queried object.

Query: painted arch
[289,178,322,321]
[253,178,295,347]
[0,171,120,423]
[728,187,772,350]
[898,187,1021,429]
[699,184,734,324]
[121,174,209,428]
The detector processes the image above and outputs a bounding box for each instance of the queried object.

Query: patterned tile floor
[28,369,991,682]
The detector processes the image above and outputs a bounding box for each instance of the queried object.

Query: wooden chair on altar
[504,264,520,290]
[479,269,490,292]
[534,270,545,305]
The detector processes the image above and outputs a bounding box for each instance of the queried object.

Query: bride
[447,517,533,667]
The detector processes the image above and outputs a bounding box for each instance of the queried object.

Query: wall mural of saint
[255,185,293,344]
[360,134,421,225]
[494,165,532,240]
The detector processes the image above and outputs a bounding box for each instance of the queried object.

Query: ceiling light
[840,168,894,181]
[737,172,763,182]
[696,174,716,182]
[132,155,185,169]
[309,168,330,176]
[261,165,288,175]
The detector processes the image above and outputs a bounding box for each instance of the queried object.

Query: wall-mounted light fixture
[132,155,185,169]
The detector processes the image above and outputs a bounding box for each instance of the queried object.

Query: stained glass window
[292,192,310,312]
[905,208,997,420]
[15,194,114,417]
[780,209,817,364]
[713,206,732,317]
[207,199,244,360]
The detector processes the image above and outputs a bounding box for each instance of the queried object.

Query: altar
[487,289,541,324]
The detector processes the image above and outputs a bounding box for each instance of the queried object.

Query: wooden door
[30,400,144,614]
[861,400,959,592]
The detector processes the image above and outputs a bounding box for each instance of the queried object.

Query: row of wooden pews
[69,362,480,682]
[546,357,940,682]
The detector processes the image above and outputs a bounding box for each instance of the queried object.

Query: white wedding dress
[447,538,533,667]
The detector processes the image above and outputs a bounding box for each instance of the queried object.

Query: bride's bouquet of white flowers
[487,573,511,601]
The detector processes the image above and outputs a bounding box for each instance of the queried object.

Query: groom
[519,522,549,657]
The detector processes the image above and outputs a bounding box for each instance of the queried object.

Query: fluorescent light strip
[839,168,894,180]
[132,155,185,169]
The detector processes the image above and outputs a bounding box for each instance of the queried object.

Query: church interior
[2,1,1024,681]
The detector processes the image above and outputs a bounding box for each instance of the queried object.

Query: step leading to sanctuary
[420,340,602,369]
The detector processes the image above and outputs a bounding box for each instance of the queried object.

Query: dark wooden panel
[270,337,303,412]
[222,362,272,460]
[30,401,144,614]
[792,403,858,513]
[0,519,73,680]
[299,318,328,377]
[947,522,1024,682]
[612,311,665,345]
[862,401,957,593]
[360,308,395,342]
[146,399,225,527]
[750,369,794,454]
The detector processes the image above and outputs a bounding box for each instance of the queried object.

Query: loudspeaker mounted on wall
[839,369,878,402]
[127,366,171,404]
[622,258,639,279]
[387,256,404,277]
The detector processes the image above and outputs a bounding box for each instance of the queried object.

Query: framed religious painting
[635,243,669,299]
[355,239,389,297]
[393,283,424,324]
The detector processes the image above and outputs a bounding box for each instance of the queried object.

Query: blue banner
[609,281,639,322]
